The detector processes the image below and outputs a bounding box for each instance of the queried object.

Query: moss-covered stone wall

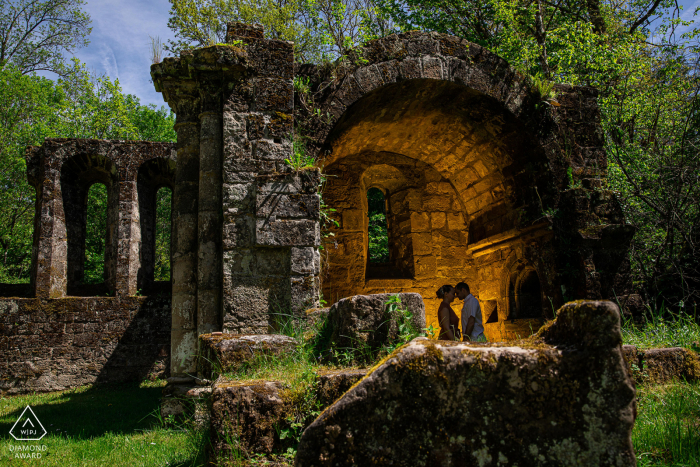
[0,295,170,394]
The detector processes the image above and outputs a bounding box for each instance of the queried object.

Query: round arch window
[508,268,543,320]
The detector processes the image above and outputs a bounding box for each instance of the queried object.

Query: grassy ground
[0,380,207,467]
[2,307,699,466]
[621,306,700,351]
[634,381,700,467]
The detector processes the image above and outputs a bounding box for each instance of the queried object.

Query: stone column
[152,22,321,370]
[171,99,200,376]
[197,86,223,335]
[26,145,68,299]
[115,173,140,296]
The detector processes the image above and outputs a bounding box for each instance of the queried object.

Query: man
[456,282,485,342]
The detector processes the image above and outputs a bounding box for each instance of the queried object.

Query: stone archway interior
[320,79,549,332]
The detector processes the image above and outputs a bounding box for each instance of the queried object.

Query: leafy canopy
[0,0,92,75]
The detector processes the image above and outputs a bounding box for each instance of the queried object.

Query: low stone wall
[0,295,171,394]
[296,301,637,466]
[622,345,700,385]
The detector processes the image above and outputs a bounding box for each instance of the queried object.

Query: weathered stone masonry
[151,23,321,376]
[1,22,635,391]
[1,139,175,393]
[293,31,637,339]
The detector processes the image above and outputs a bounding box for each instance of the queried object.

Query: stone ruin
[0,22,638,394]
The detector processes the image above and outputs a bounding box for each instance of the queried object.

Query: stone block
[254,139,291,161]
[210,380,286,462]
[198,333,297,378]
[321,293,426,361]
[256,193,320,219]
[291,247,320,275]
[255,248,290,276]
[223,215,255,249]
[253,77,293,112]
[642,347,700,384]
[291,275,320,311]
[256,219,319,247]
[412,232,432,256]
[447,212,466,230]
[421,55,444,79]
[317,368,368,407]
[222,183,254,215]
[410,212,429,232]
[297,301,636,467]
[223,276,290,334]
[430,211,446,229]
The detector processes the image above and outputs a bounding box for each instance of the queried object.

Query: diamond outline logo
[9,406,47,441]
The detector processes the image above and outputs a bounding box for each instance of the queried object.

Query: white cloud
[70,0,176,107]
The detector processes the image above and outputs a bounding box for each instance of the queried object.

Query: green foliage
[166,0,326,62]
[383,294,422,350]
[83,184,107,284]
[0,60,176,284]
[0,64,63,282]
[621,303,700,351]
[367,187,388,263]
[166,0,399,63]
[155,187,173,282]
[633,381,700,466]
[0,0,92,75]
[285,134,316,171]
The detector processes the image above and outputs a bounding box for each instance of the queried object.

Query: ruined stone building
[0,23,635,392]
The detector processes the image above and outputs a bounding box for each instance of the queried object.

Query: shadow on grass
[0,382,164,440]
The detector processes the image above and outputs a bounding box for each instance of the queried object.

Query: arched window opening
[367,187,389,264]
[154,186,172,281]
[84,183,108,284]
[508,269,543,320]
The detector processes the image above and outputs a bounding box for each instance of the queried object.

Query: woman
[436,285,461,341]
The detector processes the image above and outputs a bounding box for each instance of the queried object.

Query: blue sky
[60,0,700,109]
[69,0,176,108]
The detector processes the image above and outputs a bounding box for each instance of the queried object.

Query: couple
[436,282,485,342]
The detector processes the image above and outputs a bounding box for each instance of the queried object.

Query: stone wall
[25,138,176,298]
[0,139,176,394]
[151,23,321,375]
[0,296,170,394]
[292,32,635,339]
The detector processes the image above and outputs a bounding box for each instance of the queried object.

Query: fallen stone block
[316,369,367,407]
[322,293,425,360]
[642,347,700,384]
[296,300,637,467]
[198,333,298,379]
[621,344,641,383]
[209,380,286,463]
[160,383,211,427]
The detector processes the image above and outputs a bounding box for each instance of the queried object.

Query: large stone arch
[295,31,632,338]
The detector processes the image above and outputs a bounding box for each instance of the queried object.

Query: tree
[374,0,700,309]
[165,0,398,62]
[0,60,176,284]
[0,0,91,75]
[0,64,62,282]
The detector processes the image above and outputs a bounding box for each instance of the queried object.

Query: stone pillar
[198,86,223,335]
[172,101,201,375]
[152,22,321,371]
[26,145,68,299]
[115,173,140,296]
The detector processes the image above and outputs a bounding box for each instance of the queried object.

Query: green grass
[0,381,207,466]
[621,305,700,350]
[634,381,700,467]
